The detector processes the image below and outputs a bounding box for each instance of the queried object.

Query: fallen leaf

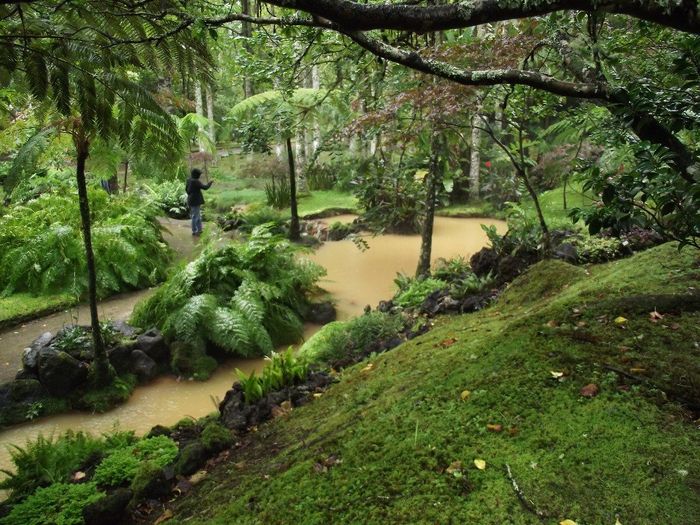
[439,337,457,348]
[618,345,631,352]
[546,319,559,328]
[313,462,328,474]
[550,371,564,379]
[460,390,471,401]
[580,383,599,398]
[71,471,86,482]
[473,459,486,470]
[670,323,681,330]
[649,310,664,322]
[576,321,587,328]
[615,519,622,525]
[445,460,462,474]
[486,423,503,433]
[629,367,646,374]
[313,392,323,398]
[614,316,628,325]
[154,510,174,525]
[361,363,374,372]
[560,520,577,525]
[508,426,519,436]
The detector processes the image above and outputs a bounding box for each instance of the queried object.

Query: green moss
[78,374,137,413]
[129,460,165,501]
[171,343,219,381]
[167,243,700,525]
[0,292,76,329]
[93,436,178,488]
[295,191,358,217]
[200,422,233,453]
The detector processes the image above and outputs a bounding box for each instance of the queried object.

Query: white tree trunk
[469,107,482,199]
[311,65,321,155]
[206,85,215,144]
[194,81,205,153]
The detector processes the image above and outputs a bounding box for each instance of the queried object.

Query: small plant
[449,272,496,300]
[393,276,447,309]
[265,175,291,209]
[24,402,43,421]
[92,435,178,488]
[142,179,189,219]
[306,165,336,191]
[0,430,137,501]
[574,235,623,263]
[235,349,310,404]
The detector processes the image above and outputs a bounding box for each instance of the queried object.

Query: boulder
[306,301,337,325]
[554,242,578,263]
[175,442,208,476]
[111,320,138,338]
[136,329,169,363]
[130,350,157,383]
[15,368,38,381]
[37,349,88,396]
[82,488,132,525]
[22,331,54,370]
[470,247,499,277]
[107,342,137,375]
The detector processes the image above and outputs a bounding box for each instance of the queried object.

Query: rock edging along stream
[0,323,172,429]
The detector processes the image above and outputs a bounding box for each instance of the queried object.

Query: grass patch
[0,293,76,329]
[167,243,700,525]
[295,190,358,217]
[521,182,593,230]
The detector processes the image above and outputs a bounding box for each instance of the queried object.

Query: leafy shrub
[355,162,424,233]
[0,430,136,501]
[393,276,447,309]
[131,225,324,357]
[142,179,189,219]
[8,168,75,204]
[574,235,623,263]
[298,311,405,365]
[449,273,496,300]
[432,256,472,281]
[78,374,137,413]
[305,164,336,191]
[0,190,171,297]
[236,349,309,403]
[0,482,104,525]
[92,435,178,487]
[237,205,287,235]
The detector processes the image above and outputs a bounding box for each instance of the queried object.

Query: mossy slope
[168,243,700,525]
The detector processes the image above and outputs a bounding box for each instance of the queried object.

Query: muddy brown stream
[0,215,504,480]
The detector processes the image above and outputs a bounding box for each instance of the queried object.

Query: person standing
[185,168,214,236]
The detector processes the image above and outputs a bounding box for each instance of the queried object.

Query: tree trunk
[74,132,109,386]
[295,130,308,193]
[311,65,321,155]
[206,85,215,147]
[287,137,300,241]
[416,132,441,278]
[469,108,482,199]
[242,0,254,98]
[520,167,550,247]
[122,160,128,194]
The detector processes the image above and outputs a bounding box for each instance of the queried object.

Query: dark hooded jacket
[186,177,212,207]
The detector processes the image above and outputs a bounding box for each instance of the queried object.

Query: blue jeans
[190,205,202,234]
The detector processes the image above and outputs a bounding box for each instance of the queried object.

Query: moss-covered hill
[165,243,700,525]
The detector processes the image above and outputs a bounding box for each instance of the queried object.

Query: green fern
[132,226,324,358]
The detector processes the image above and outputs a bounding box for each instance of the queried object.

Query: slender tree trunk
[206,85,215,147]
[286,137,300,241]
[122,160,128,194]
[416,132,441,278]
[242,0,254,98]
[469,106,482,199]
[311,65,321,154]
[74,132,109,386]
[520,167,550,246]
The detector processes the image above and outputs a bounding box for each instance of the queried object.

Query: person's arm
[204,180,214,190]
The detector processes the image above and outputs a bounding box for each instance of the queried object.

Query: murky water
[308,216,506,319]
[0,215,504,482]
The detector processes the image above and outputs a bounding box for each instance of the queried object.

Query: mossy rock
[201,422,233,453]
[171,342,219,381]
[175,442,208,476]
[130,461,169,501]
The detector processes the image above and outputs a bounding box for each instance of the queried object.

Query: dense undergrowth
[163,243,700,525]
[0,189,171,298]
[131,225,324,359]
